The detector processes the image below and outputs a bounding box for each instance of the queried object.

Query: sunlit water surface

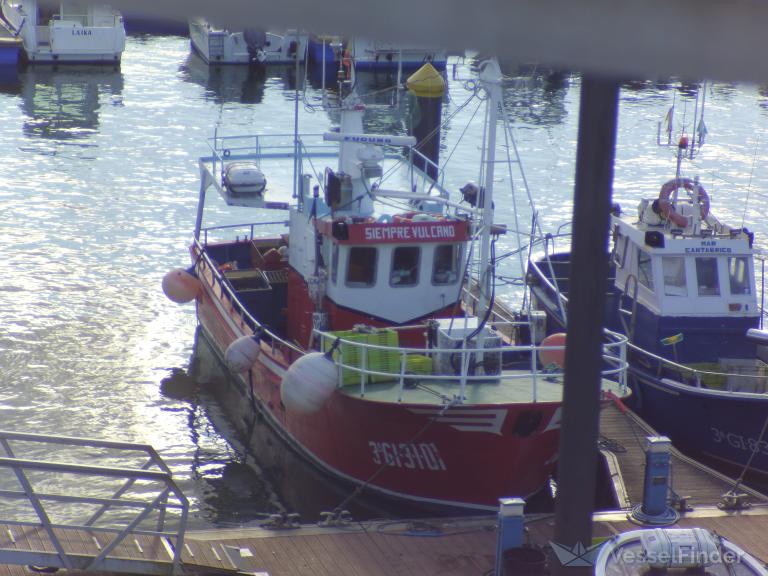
[2,36,768,527]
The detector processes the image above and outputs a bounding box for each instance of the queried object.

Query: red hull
[193,253,563,511]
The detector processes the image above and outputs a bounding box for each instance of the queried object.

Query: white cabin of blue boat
[607,176,758,362]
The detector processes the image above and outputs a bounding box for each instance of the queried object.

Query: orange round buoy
[539,333,566,369]
[162,268,201,304]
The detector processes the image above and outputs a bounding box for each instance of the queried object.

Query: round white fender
[281,352,338,414]
[225,335,262,373]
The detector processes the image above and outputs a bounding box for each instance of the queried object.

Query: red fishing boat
[164,60,629,512]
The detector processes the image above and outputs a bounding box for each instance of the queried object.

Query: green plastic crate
[405,354,433,375]
[322,328,400,385]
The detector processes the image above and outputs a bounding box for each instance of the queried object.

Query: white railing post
[620,340,627,393]
[459,341,470,401]
[360,345,367,393]
[531,343,538,402]
[398,350,407,402]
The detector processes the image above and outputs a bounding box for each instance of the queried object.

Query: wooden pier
[2,406,768,575]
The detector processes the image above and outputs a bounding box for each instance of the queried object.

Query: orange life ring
[658,178,709,228]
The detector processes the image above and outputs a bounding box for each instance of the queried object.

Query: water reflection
[181,53,268,104]
[501,69,572,127]
[18,65,123,140]
[0,66,20,95]
[180,53,311,104]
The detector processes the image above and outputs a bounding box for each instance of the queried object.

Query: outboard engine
[243,29,268,64]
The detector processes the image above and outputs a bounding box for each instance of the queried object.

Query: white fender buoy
[162,268,201,304]
[225,335,262,373]
[280,352,338,414]
[539,332,566,369]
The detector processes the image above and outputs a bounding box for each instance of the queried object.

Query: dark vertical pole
[552,75,620,576]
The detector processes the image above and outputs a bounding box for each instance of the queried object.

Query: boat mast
[475,60,502,340]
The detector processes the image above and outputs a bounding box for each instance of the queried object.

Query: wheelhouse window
[637,249,654,290]
[662,256,687,296]
[331,243,339,284]
[696,257,721,296]
[346,247,377,287]
[728,256,751,295]
[390,247,420,286]
[612,232,628,268]
[433,244,461,285]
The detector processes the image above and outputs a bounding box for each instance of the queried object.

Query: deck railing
[192,235,304,358]
[314,324,628,403]
[530,248,768,394]
[204,130,450,201]
[629,343,768,393]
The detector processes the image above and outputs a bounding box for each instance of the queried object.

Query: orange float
[539,332,567,369]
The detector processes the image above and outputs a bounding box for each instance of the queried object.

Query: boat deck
[342,372,627,404]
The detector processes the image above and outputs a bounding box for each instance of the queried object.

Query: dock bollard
[629,436,679,525]
[496,498,524,574]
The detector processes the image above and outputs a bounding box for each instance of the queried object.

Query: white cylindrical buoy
[162,268,201,303]
[280,352,338,414]
[225,335,262,373]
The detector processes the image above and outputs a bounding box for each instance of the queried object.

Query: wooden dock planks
[183,521,498,576]
[598,401,768,508]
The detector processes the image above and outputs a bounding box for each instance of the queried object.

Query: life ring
[658,178,709,228]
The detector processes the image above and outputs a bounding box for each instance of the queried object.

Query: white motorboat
[188,17,306,65]
[0,0,125,64]
[348,37,447,71]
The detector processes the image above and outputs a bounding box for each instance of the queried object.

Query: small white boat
[188,17,306,65]
[0,0,125,64]
[348,37,447,71]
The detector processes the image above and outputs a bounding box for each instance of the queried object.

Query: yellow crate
[322,328,400,385]
[405,354,433,375]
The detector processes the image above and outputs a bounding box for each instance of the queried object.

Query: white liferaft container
[223,162,266,196]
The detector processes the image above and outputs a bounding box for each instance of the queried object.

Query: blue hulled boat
[528,136,768,476]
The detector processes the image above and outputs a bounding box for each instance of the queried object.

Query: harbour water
[3,34,768,528]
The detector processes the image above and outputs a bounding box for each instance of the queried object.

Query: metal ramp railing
[0,431,188,575]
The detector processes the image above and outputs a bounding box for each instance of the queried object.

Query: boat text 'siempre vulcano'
[164,60,629,512]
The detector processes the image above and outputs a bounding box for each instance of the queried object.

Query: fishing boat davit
[164,60,629,512]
